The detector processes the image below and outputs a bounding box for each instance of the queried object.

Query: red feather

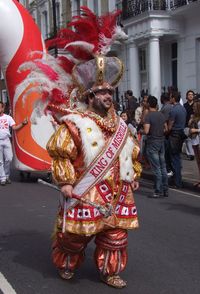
[100,10,121,38]
[57,56,74,74]
[65,45,94,60]
[51,88,66,104]
[46,6,122,57]
[34,61,59,81]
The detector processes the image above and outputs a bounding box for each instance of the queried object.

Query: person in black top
[160,93,174,176]
[168,91,186,188]
[125,90,139,123]
[184,90,195,160]
[144,96,168,198]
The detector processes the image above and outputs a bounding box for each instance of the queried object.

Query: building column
[149,36,161,104]
[128,41,140,99]
[71,0,79,16]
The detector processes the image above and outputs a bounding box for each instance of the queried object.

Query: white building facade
[19,0,200,103]
[19,0,114,38]
[119,0,200,103]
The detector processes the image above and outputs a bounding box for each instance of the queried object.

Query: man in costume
[15,6,141,288]
[46,55,142,288]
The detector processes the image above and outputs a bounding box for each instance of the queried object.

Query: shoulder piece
[61,113,105,167]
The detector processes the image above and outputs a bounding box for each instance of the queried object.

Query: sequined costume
[47,107,142,276]
[15,6,142,288]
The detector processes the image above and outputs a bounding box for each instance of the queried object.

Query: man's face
[92,89,113,113]
[187,92,194,103]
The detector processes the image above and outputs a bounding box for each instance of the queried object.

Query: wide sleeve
[132,142,142,180]
[46,124,78,185]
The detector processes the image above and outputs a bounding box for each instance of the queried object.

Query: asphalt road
[0,172,200,294]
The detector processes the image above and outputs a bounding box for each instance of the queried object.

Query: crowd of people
[119,89,200,196]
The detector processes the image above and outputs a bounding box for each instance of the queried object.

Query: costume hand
[61,184,73,198]
[131,180,139,191]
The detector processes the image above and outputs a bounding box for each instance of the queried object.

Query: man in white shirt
[0,101,28,185]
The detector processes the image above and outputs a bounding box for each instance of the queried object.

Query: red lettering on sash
[112,123,126,150]
[90,167,99,178]
[89,157,108,178]
[106,147,114,159]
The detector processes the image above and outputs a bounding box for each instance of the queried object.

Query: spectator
[135,95,149,126]
[125,90,139,122]
[120,111,137,139]
[136,95,149,168]
[160,93,173,121]
[184,90,195,160]
[0,102,28,185]
[188,100,200,187]
[160,93,174,176]
[168,91,187,188]
[113,100,120,115]
[144,96,168,198]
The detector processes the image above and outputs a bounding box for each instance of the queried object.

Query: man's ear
[88,93,95,102]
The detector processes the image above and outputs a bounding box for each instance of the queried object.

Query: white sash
[65,117,128,211]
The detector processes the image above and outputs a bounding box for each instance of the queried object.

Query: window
[139,47,148,93]
[41,10,48,38]
[56,2,60,29]
[19,0,26,6]
[139,48,146,71]
[116,0,123,10]
[1,90,8,103]
[93,0,99,15]
[171,42,177,88]
[0,70,4,80]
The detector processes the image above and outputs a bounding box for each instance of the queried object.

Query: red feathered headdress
[15,6,128,117]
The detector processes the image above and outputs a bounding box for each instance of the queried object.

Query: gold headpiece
[72,55,124,100]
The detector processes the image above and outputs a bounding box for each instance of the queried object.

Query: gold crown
[72,55,124,100]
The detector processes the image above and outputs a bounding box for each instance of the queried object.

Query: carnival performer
[15,7,141,288]
[46,55,141,288]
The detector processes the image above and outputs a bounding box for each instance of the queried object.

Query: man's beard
[93,96,112,114]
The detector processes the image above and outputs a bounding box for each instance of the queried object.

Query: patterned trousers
[52,228,128,276]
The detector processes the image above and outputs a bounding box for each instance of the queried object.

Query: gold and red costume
[47,109,142,276]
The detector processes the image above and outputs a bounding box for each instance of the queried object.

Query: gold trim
[96,55,105,85]
[111,57,124,88]
[71,56,124,100]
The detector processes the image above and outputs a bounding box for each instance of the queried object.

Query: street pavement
[0,171,200,294]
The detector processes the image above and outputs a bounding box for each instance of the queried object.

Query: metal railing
[122,0,198,19]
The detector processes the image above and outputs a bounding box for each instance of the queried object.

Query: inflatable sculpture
[0,0,53,172]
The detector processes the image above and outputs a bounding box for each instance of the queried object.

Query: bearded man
[46,55,142,288]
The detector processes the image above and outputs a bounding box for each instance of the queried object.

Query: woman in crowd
[189,100,200,187]
[120,111,138,139]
